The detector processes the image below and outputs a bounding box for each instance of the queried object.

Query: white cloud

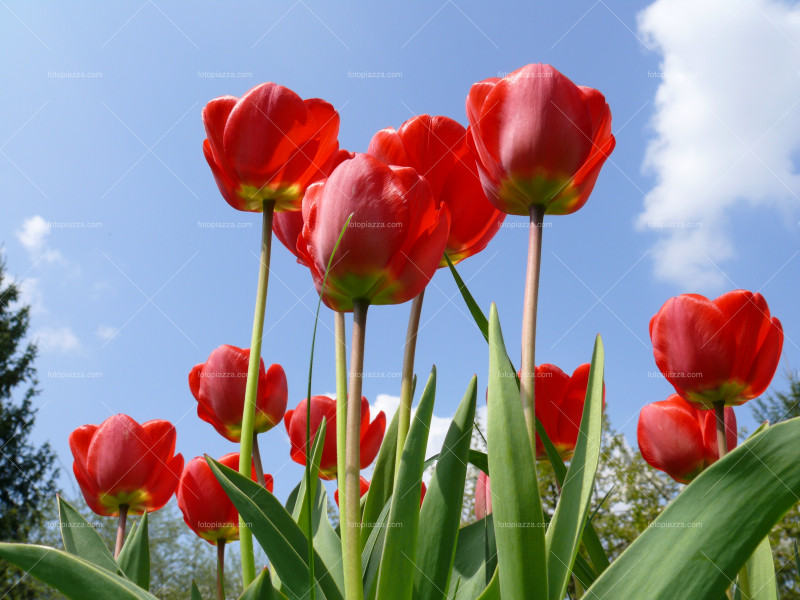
[369,393,456,459]
[96,325,118,341]
[34,326,80,353]
[637,0,800,289]
[16,277,46,315]
[16,215,63,264]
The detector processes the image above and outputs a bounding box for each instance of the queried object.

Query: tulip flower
[475,471,492,519]
[202,82,340,213]
[296,152,450,312]
[176,453,270,544]
[284,395,385,479]
[650,290,783,409]
[273,149,354,262]
[637,395,738,484]
[465,63,615,217]
[466,64,615,455]
[367,115,504,265]
[69,414,184,517]
[534,363,605,461]
[189,345,288,443]
[69,414,184,557]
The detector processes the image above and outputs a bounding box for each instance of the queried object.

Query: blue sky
[2,0,799,505]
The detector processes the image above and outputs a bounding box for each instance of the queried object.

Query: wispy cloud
[34,326,81,353]
[15,215,63,264]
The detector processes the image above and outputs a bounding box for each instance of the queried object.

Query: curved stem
[238,200,275,586]
[396,290,425,477]
[715,402,729,458]
[334,311,348,558]
[520,204,545,453]
[344,300,368,600]
[216,540,226,600]
[114,504,128,559]
[252,433,265,486]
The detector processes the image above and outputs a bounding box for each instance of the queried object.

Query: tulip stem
[239,199,275,587]
[334,311,348,563]
[344,300,369,600]
[252,433,265,486]
[396,290,425,478]
[520,204,545,453]
[216,540,226,600]
[715,402,728,458]
[114,504,128,559]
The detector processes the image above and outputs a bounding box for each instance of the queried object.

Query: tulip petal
[360,410,386,469]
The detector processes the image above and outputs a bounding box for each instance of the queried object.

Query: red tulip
[534,364,605,461]
[177,453,272,543]
[650,290,783,408]
[367,115,505,265]
[295,153,450,312]
[334,476,370,506]
[273,149,354,262]
[466,63,615,216]
[284,395,385,479]
[475,471,492,519]
[69,414,184,517]
[189,345,288,443]
[202,82,340,213]
[638,395,738,484]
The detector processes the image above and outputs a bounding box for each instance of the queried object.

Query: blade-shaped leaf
[0,543,157,599]
[117,511,150,590]
[362,500,391,600]
[414,376,477,600]
[585,417,800,599]
[360,409,399,548]
[737,535,777,600]
[292,418,328,527]
[206,458,344,600]
[374,367,437,600]
[445,254,488,342]
[240,567,289,599]
[191,581,203,600]
[447,516,497,600]
[545,335,604,600]
[475,568,500,600]
[57,495,117,573]
[486,303,547,598]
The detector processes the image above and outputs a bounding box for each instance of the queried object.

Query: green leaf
[467,450,488,476]
[414,376,477,600]
[475,568,500,600]
[585,416,800,599]
[57,495,117,573]
[191,580,203,600]
[117,511,150,590]
[0,543,158,599]
[445,254,488,342]
[737,535,777,600]
[447,516,497,600]
[240,567,289,599]
[361,500,391,600]
[486,303,547,598]
[292,418,328,528]
[545,335,605,600]
[374,367,437,600]
[206,457,344,600]
[360,409,399,548]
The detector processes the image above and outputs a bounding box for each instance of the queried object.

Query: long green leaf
[206,458,344,600]
[374,367,437,600]
[545,335,604,600]
[0,543,157,599]
[414,375,477,600]
[585,417,800,599]
[475,568,500,600]
[291,418,328,527]
[191,581,203,600]
[57,495,117,573]
[117,511,150,590]
[240,567,289,599]
[362,500,391,600]
[738,535,777,600]
[447,516,497,600]
[486,303,547,598]
[360,409,400,548]
[445,254,488,341]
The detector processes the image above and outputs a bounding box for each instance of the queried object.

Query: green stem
[396,290,425,478]
[520,204,545,454]
[335,311,348,558]
[344,300,368,600]
[216,540,226,600]
[715,402,728,458]
[238,200,275,587]
[252,433,265,486]
[113,504,128,559]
